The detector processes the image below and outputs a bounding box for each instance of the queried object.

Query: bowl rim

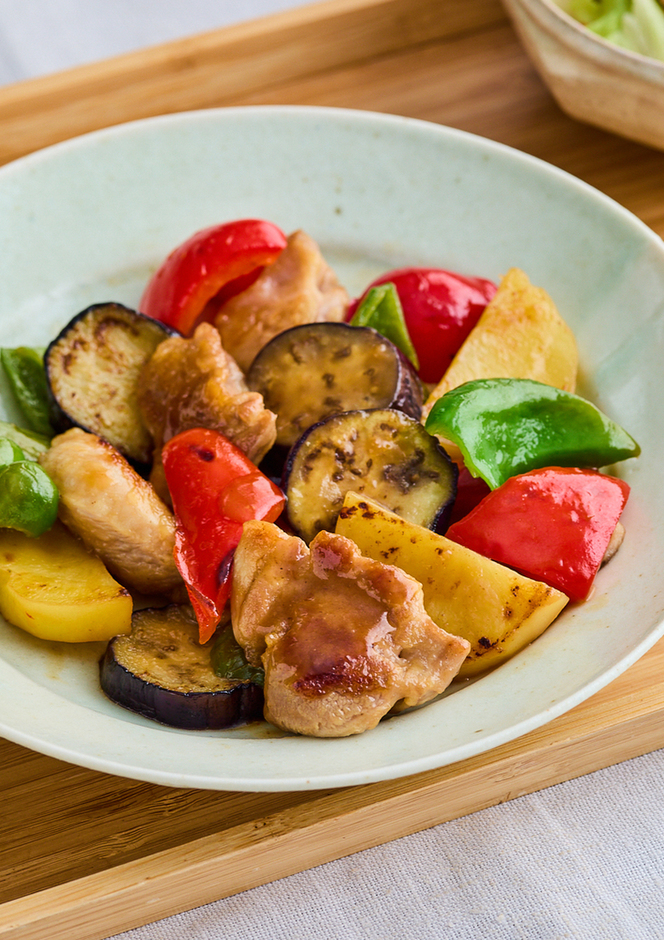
[512,0,664,76]
[1,104,664,790]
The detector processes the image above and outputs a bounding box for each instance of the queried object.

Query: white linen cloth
[109,749,664,940]
[0,3,662,938]
[0,0,321,84]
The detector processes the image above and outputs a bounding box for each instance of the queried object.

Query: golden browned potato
[335,492,569,678]
[0,522,132,642]
[214,230,350,371]
[423,267,578,422]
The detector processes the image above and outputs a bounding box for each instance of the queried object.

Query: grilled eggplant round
[284,408,457,543]
[100,605,264,730]
[45,303,175,465]
[247,322,423,449]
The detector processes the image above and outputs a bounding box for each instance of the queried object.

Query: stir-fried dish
[0,219,640,737]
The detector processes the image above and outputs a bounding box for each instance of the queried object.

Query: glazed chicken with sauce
[231,520,470,737]
[39,428,183,597]
[137,322,277,502]
[213,230,350,371]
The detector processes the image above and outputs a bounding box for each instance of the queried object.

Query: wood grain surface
[0,0,506,166]
[1,0,663,937]
[3,635,664,939]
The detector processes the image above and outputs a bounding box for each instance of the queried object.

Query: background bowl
[503,0,664,150]
[0,106,663,791]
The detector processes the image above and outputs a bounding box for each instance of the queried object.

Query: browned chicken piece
[137,322,277,501]
[213,230,350,371]
[39,428,183,597]
[232,521,470,737]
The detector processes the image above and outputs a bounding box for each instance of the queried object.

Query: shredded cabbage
[560,0,664,60]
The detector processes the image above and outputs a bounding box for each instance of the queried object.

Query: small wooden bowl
[502,0,664,150]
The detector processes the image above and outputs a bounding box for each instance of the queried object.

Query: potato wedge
[0,522,132,642]
[423,267,578,421]
[335,492,568,677]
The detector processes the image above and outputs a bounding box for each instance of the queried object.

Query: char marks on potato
[423,267,579,420]
[335,492,569,679]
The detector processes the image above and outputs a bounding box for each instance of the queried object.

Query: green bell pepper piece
[0,437,27,468]
[1,346,53,438]
[350,282,420,370]
[0,457,59,537]
[0,421,50,460]
[425,377,640,489]
[211,626,264,686]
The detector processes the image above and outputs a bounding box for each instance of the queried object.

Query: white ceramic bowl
[0,106,663,791]
[503,0,664,150]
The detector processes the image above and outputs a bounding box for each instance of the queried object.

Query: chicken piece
[231,521,310,666]
[213,230,350,371]
[39,428,182,597]
[137,322,276,501]
[602,522,625,566]
[232,521,470,737]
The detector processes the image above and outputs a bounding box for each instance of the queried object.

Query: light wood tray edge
[0,0,507,166]
[2,635,663,940]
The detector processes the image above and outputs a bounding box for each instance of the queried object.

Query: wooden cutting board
[1,1,664,937]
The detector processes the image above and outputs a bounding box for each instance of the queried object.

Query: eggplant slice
[247,322,423,448]
[284,408,457,543]
[45,303,174,464]
[100,605,264,730]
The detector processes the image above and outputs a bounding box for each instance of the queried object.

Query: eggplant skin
[100,606,263,730]
[247,322,423,448]
[283,408,458,543]
[45,303,176,466]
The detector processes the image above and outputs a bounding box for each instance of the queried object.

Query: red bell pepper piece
[347,268,497,383]
[445,467,630,602]
[162,428,285,643]
[446,464,491,528]
[140,218,288,336]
